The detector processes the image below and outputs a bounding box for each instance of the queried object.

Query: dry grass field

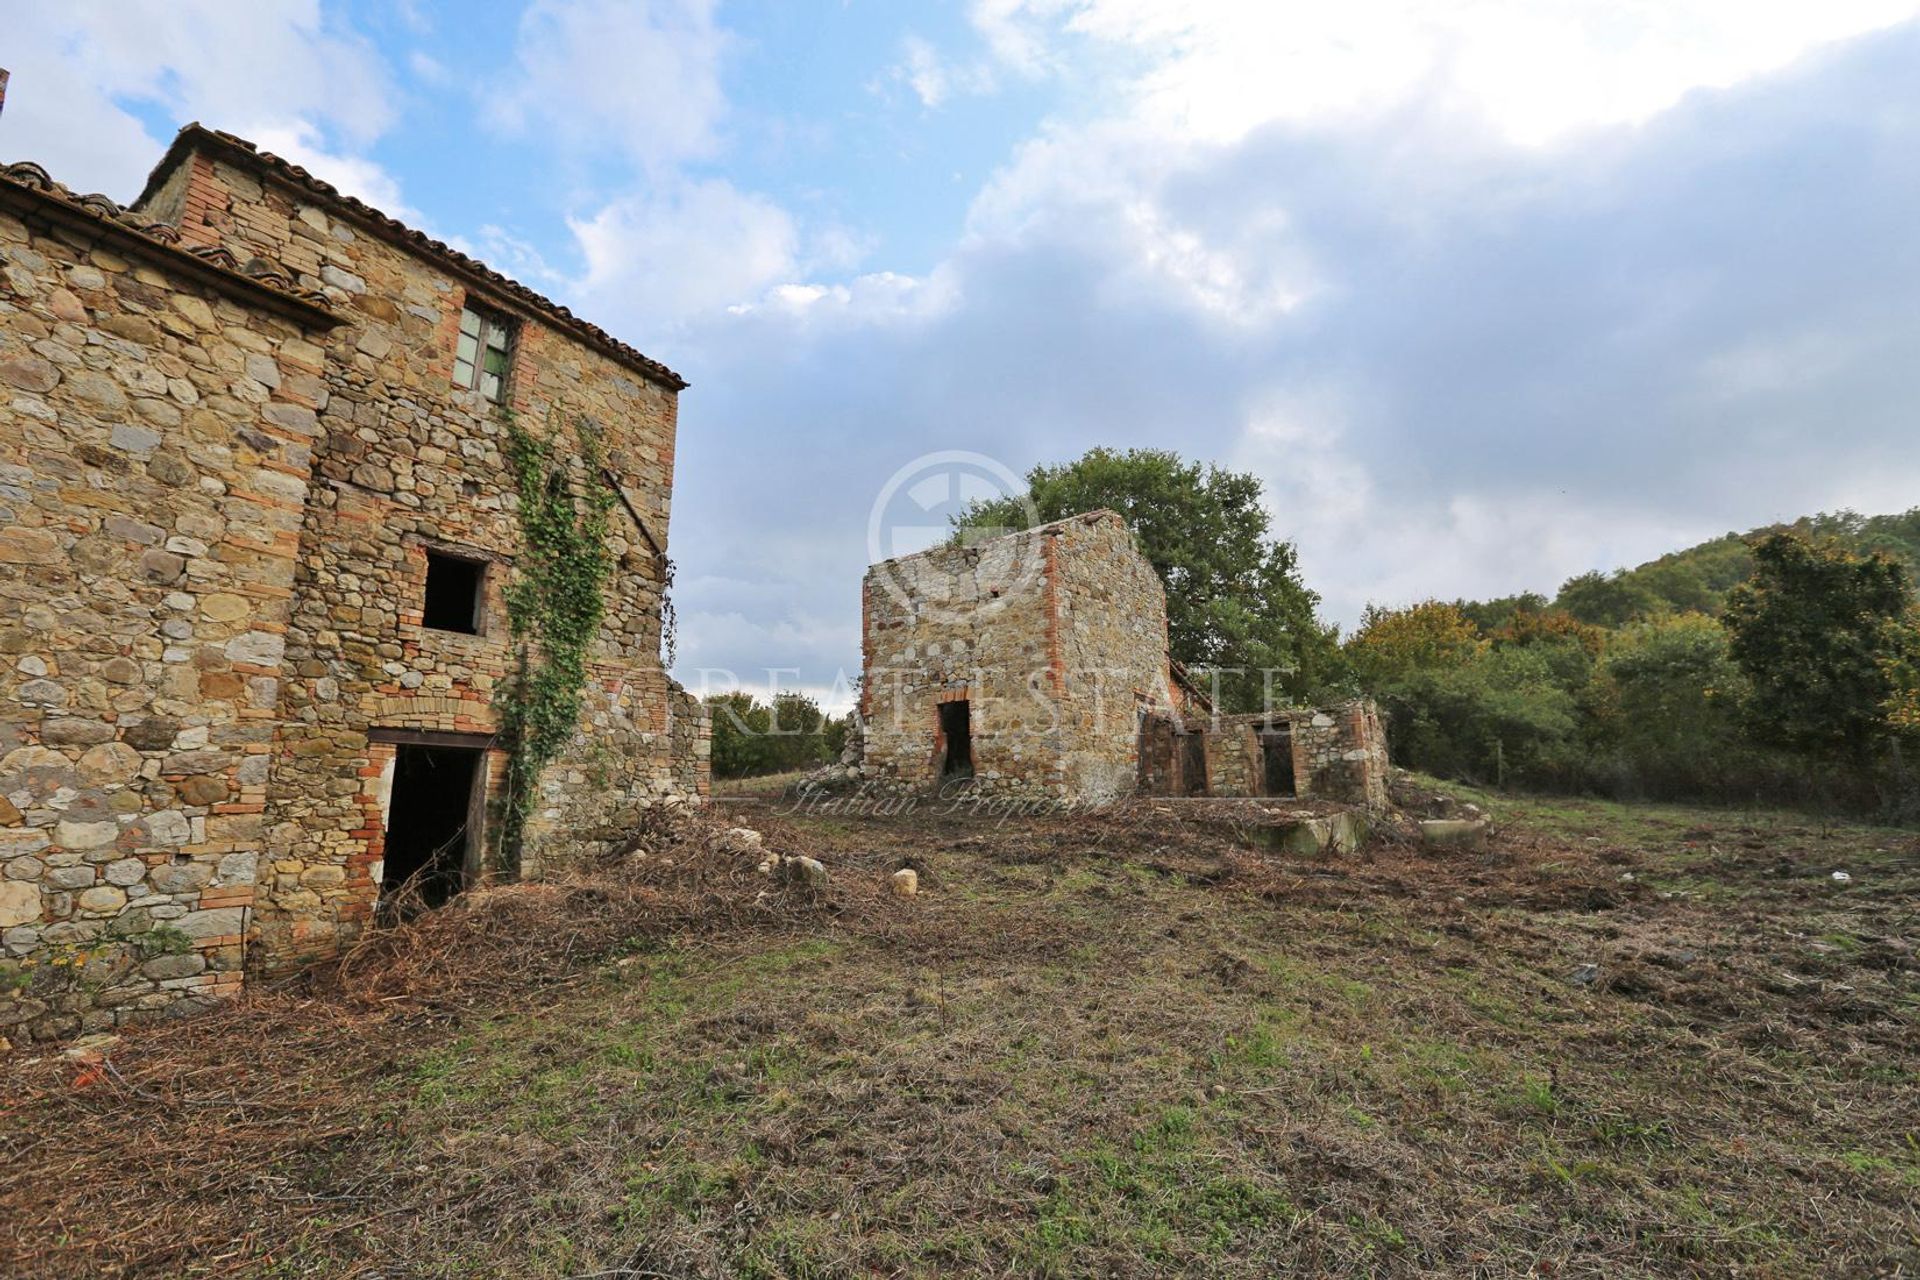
[3,781,1916,1278]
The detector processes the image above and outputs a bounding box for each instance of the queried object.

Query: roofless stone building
[858,509,1388,807]
[0,125,705,1043]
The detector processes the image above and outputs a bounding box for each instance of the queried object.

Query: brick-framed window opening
[454,303,513,402]
[422,550,486,635]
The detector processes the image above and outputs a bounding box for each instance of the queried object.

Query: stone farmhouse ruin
[858,510,1388,806]
[0,125,706,1043]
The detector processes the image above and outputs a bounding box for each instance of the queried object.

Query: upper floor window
[422,549,485,634]
[454,303,514,402]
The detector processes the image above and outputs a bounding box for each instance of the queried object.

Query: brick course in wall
[0,128,706,1042]
[860,510,1176,802]
[860,510,1390,808]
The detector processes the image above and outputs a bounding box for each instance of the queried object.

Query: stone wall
[1202,722,1263,797]
[860,510,1172,801]
[1051,513,1173,804]
[1139,699,1391,807]
[1293,699,1390,808]
[861,522,1062,796]
[0,172,332,1040]
[0,130,704,1041]
[169,138,702,963]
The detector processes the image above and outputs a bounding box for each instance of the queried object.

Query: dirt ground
[2,779,1916,1278]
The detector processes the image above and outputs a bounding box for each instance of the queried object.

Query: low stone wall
[1203,725,1262,797]
[1292,700,1390,808]
[1139,699,1391,807]
[521,681,710,877]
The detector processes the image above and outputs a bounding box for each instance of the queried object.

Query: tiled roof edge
[0,160,338,327]
[135,125,688,392]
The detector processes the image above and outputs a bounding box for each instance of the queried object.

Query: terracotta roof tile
[0,158,332,313]
[136,125,686,391]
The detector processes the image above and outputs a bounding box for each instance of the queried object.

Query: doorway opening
[380,744,483,916]
[938,699,974,780]
[1180,729,1208,795]
[1261,729,1296,797]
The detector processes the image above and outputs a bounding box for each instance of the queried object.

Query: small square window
[453,303,514,403]
[422,551,485,634]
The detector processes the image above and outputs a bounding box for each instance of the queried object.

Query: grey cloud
[657,20,1920,685]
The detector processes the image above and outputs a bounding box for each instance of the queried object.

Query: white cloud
[887,34,998,109]
[902,36,955,108]
[569,180,798,334]
[660,17,1920,693]
[968,0,1073,76]
[971,0,1920,145]
[0,0,396,197]
[487,0,828,335]
[726,268,959,328]
[488,0,730,175]
[408,50,452,87]
[966,123,1315,326]
[1228,395,1709,623]
[242,122,419,222]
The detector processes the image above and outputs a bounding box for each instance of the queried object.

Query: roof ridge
[136,125,686,391]
[0,159,331,312]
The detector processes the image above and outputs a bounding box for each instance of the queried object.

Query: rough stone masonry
[859,509,1388,807]
[0,126,707,1043]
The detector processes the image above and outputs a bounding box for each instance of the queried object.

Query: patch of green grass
[1408,771,1914,855]
[1216,1015,1293,1072]
[1262,952,1375,1010]
[1024,1105,1295,1269]
[712,768,818,796]
[1507,1072,1562,1119]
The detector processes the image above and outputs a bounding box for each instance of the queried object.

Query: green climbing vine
[496,406,616,869]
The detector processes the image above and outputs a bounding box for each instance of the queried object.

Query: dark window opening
[379,744,482,917]
[1261,729,1296,798]
[422,551,484,634]
[1180,729,1208,795]
[938,699,973,779]
[453,303,514,402]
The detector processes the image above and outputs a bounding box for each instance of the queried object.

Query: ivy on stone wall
[497,407,616,870]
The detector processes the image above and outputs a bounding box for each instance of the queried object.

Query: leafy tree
[706,691,767,778]
[1555,569,1664,627]
[705,691,835,777]
[1454,592,1548,634]
[1722,533,1920,760]
[1593,613,1750,788]
[953,447,1342,710]
[1346,602,1590,782]
[1346,601,1485,686]
[1490,608,1607,659]
[1429,646,1584,784]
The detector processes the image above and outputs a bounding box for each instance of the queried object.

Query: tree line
[703,690,849,779]
[1349,533,1920,812]
[950,447,1920,816]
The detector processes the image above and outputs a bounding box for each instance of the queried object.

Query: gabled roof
[0,159,337,329]
[134,125,687,391]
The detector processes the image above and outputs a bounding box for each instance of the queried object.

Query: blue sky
[6,1,1920,708]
